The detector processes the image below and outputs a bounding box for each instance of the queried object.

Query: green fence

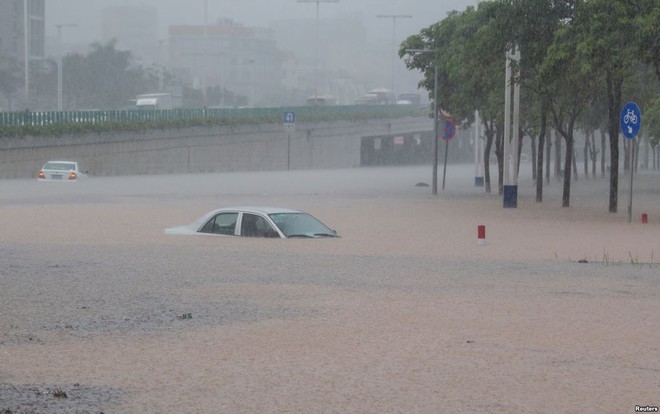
[0,105,427,128]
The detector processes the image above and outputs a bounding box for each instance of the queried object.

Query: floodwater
[1,164,659,413]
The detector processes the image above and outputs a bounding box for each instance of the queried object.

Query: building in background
[0,0,45,110]
[102,4,159,66]
[168,19,286,107]
[270,13,402,105]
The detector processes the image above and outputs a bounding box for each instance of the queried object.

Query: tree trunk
[496,127,504,195]
[572,148,578,181]
[536,103,547,203]
[545,132,551,185]
[483,120,495,194]
[600,128,607,177]
[531,135,537,181]
[562,129,574,207]
[591,133,598,177]
[555,130,562,181]
[607,73,622,213]
[584,130,590,178]
[516,128,524,179]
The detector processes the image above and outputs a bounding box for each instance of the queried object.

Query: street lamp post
[377,14,412,104]
[502,45,521,208]
[251,58,257,106]
[158,39,167,91]
[202,0,209,106]
[297,0,339,101]
[406,49,439,195]
[24,0,29,107]
[56,23,77,111]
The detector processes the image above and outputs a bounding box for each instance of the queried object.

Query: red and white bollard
[642,213,648,224]
[477,225,486,245]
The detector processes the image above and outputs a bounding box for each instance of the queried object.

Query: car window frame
[198,211,239,235]
[239,212,279,238]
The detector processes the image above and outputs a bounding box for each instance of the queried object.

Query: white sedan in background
[165,207,339,239]
[38,161,87,181]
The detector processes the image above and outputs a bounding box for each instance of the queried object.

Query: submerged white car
[38,161,87,181]
[165,207,339,239]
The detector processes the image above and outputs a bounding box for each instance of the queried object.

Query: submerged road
[1,164,659,413]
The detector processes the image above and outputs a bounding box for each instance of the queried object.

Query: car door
[198,211,239,235]
[239,213,280,238]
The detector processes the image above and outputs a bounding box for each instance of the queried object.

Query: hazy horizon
[48,0,480,45]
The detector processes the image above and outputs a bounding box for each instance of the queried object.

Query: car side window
[241,213,277,237]
[199,212,238,235]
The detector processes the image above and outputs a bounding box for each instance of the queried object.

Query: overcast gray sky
[48,0,480,44]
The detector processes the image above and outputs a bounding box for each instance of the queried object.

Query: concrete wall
[0,116,431,179]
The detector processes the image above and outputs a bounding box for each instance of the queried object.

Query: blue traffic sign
[283,111,295,125]
[283,111,296,132]
[442,119,456,141]
[620,102,641,139]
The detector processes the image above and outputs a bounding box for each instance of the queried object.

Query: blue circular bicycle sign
[620,102,641,139]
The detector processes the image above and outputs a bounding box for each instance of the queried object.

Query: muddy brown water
[1,165,659,413]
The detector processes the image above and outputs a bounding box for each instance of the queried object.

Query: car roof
[179,207,304,233]
[209,207,303,215]
[44,160,78,164]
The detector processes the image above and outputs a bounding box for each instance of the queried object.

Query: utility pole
[377,14,412,103]
[202,0,208,106]
[297,0,339,101]
[406,49,439,195]
[56,23,77,111]
[24,0,29,108]
[503,45,521,208]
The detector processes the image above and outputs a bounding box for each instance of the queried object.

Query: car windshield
[44,162,75,171]
[268,212,336,238]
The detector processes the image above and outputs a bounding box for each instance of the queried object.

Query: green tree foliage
[502,0,578,202]
[62,40,158,110]
[400,3,508,193]
[0,54,22,110]
[647,98,660,147]
[30,59,58,110]
[541,16,597,207]
[401,0,658,210]
[637,2,660,81]
[573,0,655,212]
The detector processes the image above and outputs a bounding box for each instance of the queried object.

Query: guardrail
[0,105,427,128]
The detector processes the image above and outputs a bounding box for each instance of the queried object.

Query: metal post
[442,135,449,190]
[432,62,439,195]
[503,49,512,186]
[377,14,412,103]
[252,59,257,106]
[405,48,439,195]
[474,109,484,186]
[57,26,62,111]
[297,0,340,101]
[390,17,396,102]
[503,46,520,208]
[474,110,479,177]
[56,24,77,111]
[287,133,291,170]
[512,46,521,185]
[158,40,166,92]
[24,0,29,107]
[314,2,319,99]
[202,0,208,106]
[220,52,225,106]
[628,141,635,223]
